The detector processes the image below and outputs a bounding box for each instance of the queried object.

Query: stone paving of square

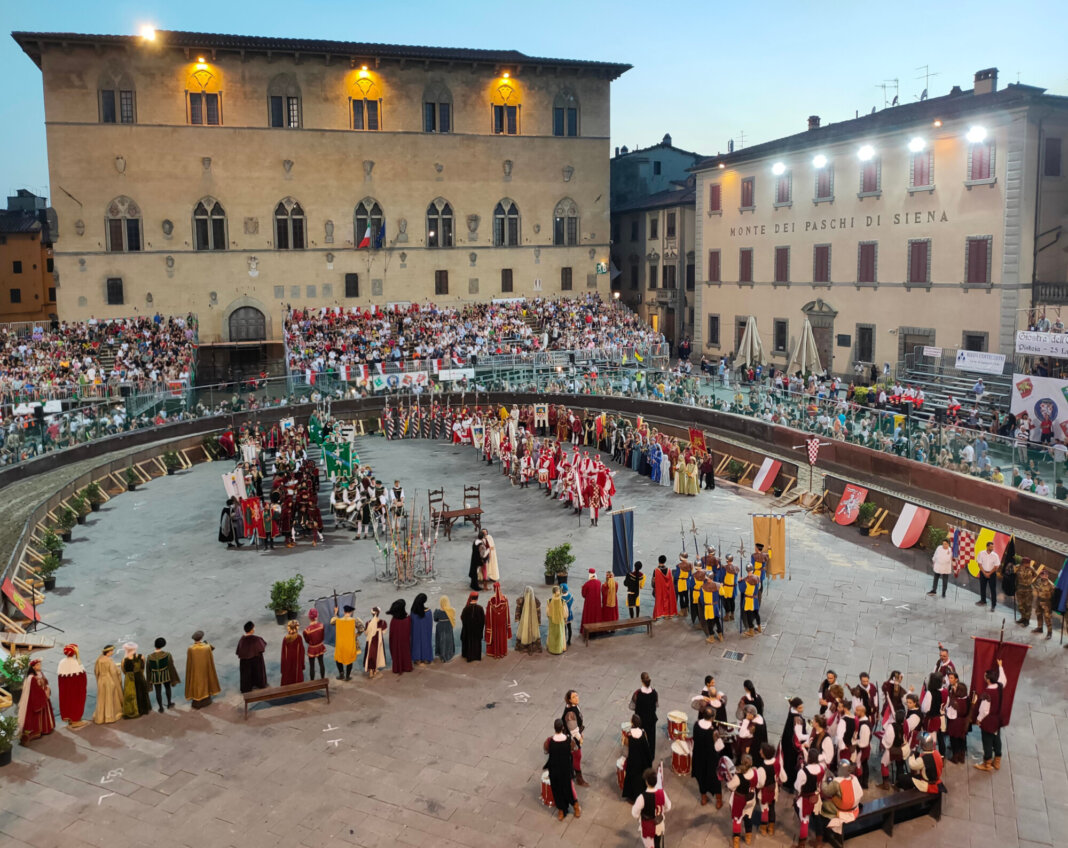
[1,436,1065,848]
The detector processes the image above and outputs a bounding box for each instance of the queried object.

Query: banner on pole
[688,428,708,454]
[611,510,635,577]
[534,404,549,427]
[969,636,1030,728]
[751,515,786,578]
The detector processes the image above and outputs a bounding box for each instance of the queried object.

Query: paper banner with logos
[751,458,781,493]
[371,371,430,392]
[891,503,929,549]
[955,349,1006,375]
[833,484,868,525]
[1010,374,1068,440]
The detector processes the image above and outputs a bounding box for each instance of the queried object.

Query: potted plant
[544,543,576,586]
[162,451,182,475]
[124,467,140,491]
[726,459,745,483]
[202,435,222,461]
[37,553,63,591]
[0,655,31,703]
[0,713,19,766]
[857,502,878,534]
[56,506,77,542]
[83,482,104,512]
[922,527,949,551]
[70,495,90,525]
[40,529,64,556]
[266,573,305,624]
[284,574,305,619]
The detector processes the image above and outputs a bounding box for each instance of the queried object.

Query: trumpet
[714,719,743,730]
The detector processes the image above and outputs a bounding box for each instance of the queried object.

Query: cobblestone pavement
[1,438,1065,848]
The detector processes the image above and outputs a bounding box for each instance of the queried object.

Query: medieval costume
[17,659,55,744]
[601,572,620,622]
[303,609,326,680]
[624,563,645,618]
[622,722,653,802]
[631,679,660,758]
[235,624,268,693]
[92,646,124,724]
[57,643,89,728]
[652,562,677,619]
[691,715,721,807]
[469,537,484,591]
[388,599,413,675]
[410,593,434,664]
[434,597,456,662]
[185,632,221,709]
[481,532,500,582]
[146,638,180,713]
[546,586,567,655]
[363,607,388,677]
[460,592,486,662]
[485,582,512,658]
[579,569,603,635]
[280,620,306,685]
[514,586,542,654]
[544,728,579,818]
[121,643,151,718]
[332,606,362,680]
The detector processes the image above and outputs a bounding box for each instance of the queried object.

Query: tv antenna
[915,65,939,99]
[876,78,899,109]
[735,129,747,150]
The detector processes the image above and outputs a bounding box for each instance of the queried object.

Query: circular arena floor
[2,437,1065,848]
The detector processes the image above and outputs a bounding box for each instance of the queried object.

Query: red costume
[600,573,619,622]
[485,583,512,658]
[580,570,603,634]
[18,660,56,744]
[652,565,678,619]
[57,643,88,725]
[303,615,326,658]
[280,624,306,685]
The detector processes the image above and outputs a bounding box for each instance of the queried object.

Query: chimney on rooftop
[662,133,672,146]
[807,115,821,131]
[974,68,998,95]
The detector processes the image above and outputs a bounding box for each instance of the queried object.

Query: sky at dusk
[2,0,1065,202]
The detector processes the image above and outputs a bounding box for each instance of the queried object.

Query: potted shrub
[726,459,745,483]
[0,713,18,766]
[56,507,77,542]
[83,482,104,512]
[266,573,305,624]
[124,467,140,491]
[202,435,222,461]
[162,451,182,475]
[0,655,31,704]
[70,495,90,525]
[37,553,63,591]
[857,502,878,534]
[922,527,949,551]
[544,543,576,586]
[284,574,305,619]
[40,529,64,556]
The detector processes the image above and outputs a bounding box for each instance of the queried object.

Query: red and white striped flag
[951,527,975,578]
[806,437,821,465]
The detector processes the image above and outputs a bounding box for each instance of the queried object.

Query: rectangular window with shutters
[968,142,994,182]
[106,277,124,305]
[964,236,992,285]
[857,242,877,283]
[663,265,677,289]
[649,216,658,239]
[774,173,792,206]
[708,250,721,283]
[859,160,880,195]
[709,184,722,214]
[344,273,359,298]
[707,315,721,347]
[739,248,753,284]
[813,244,831,283]
[119,90,135,123]
[910,151,933,189]
[814,166,834,201]
[774,246,789,284]
[666,212,676,239]
[907,239,930,285]
[561,267,573,291]
[501,268,513,293]
[856,325,874,362]
[1044,137,1062,177]
[629,262,639,290]
[9,288,21,304]
[269,96,284,127]
[773,319,788,353]
[434,270,449,295]
[647,264,657,289]
[740,178,755,210]
[100,90,116,123]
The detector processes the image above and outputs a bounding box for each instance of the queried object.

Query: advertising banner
[954,349,1006,375]
[371,372,430,392]
[1015,331,1068,359]
[1010,373,1068,440]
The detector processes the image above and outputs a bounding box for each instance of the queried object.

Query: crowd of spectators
[0,314,198,409]
[283,295,665,376]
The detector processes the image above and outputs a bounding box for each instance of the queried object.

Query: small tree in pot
[40,529,64,557]
[0,713,19,766]
[70,495,90,525]
[163,451,182,475]
[83,482,104,512]
[37,553,63,591]
[266,573,305,624]
[56,507,77,542]
[124,467,140,491]
[544,543,576,586]
[726,459,746,482]
[857,502,878,534]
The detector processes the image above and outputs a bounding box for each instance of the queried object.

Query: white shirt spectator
[932,544,953,575]
[976,549,999,577]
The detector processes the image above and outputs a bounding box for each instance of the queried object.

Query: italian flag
[358,224,372,249]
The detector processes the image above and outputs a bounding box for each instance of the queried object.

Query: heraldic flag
[970,635,1029,728]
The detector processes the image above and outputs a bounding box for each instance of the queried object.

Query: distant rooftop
[11,29,631,80]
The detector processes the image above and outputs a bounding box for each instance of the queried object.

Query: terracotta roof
[11,29,631,79]
[0,211,43,235]
[693,82,1068,171]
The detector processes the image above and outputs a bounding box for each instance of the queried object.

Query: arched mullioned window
[193,198,227,250]
[553,198,579,246]
[552,89,578,137]
[274,198,306,250]
[426,198,454,248]
[105,196,141,252]
[493,199,520,246]
[354,199,384,249]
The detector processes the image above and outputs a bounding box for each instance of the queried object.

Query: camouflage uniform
[1033,573,1055,638]
[1015,560,1037,626]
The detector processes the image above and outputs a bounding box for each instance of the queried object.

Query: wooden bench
[823,788,942,847]
[581,616,654,645]
[242,678,330,718]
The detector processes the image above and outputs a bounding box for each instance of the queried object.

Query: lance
[691,518,700,559]
[680,521,686,555]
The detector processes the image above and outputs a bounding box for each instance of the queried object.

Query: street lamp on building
[966,126,987,143]
[812,154,827,168]
[857,144,875,161]
[908,137,925,152]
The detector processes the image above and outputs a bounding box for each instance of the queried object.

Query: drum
[616,756,627,791]
[540,770,554,807]
[667,710,688,740]
[671,739,692,776]
[622,722,633,747]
